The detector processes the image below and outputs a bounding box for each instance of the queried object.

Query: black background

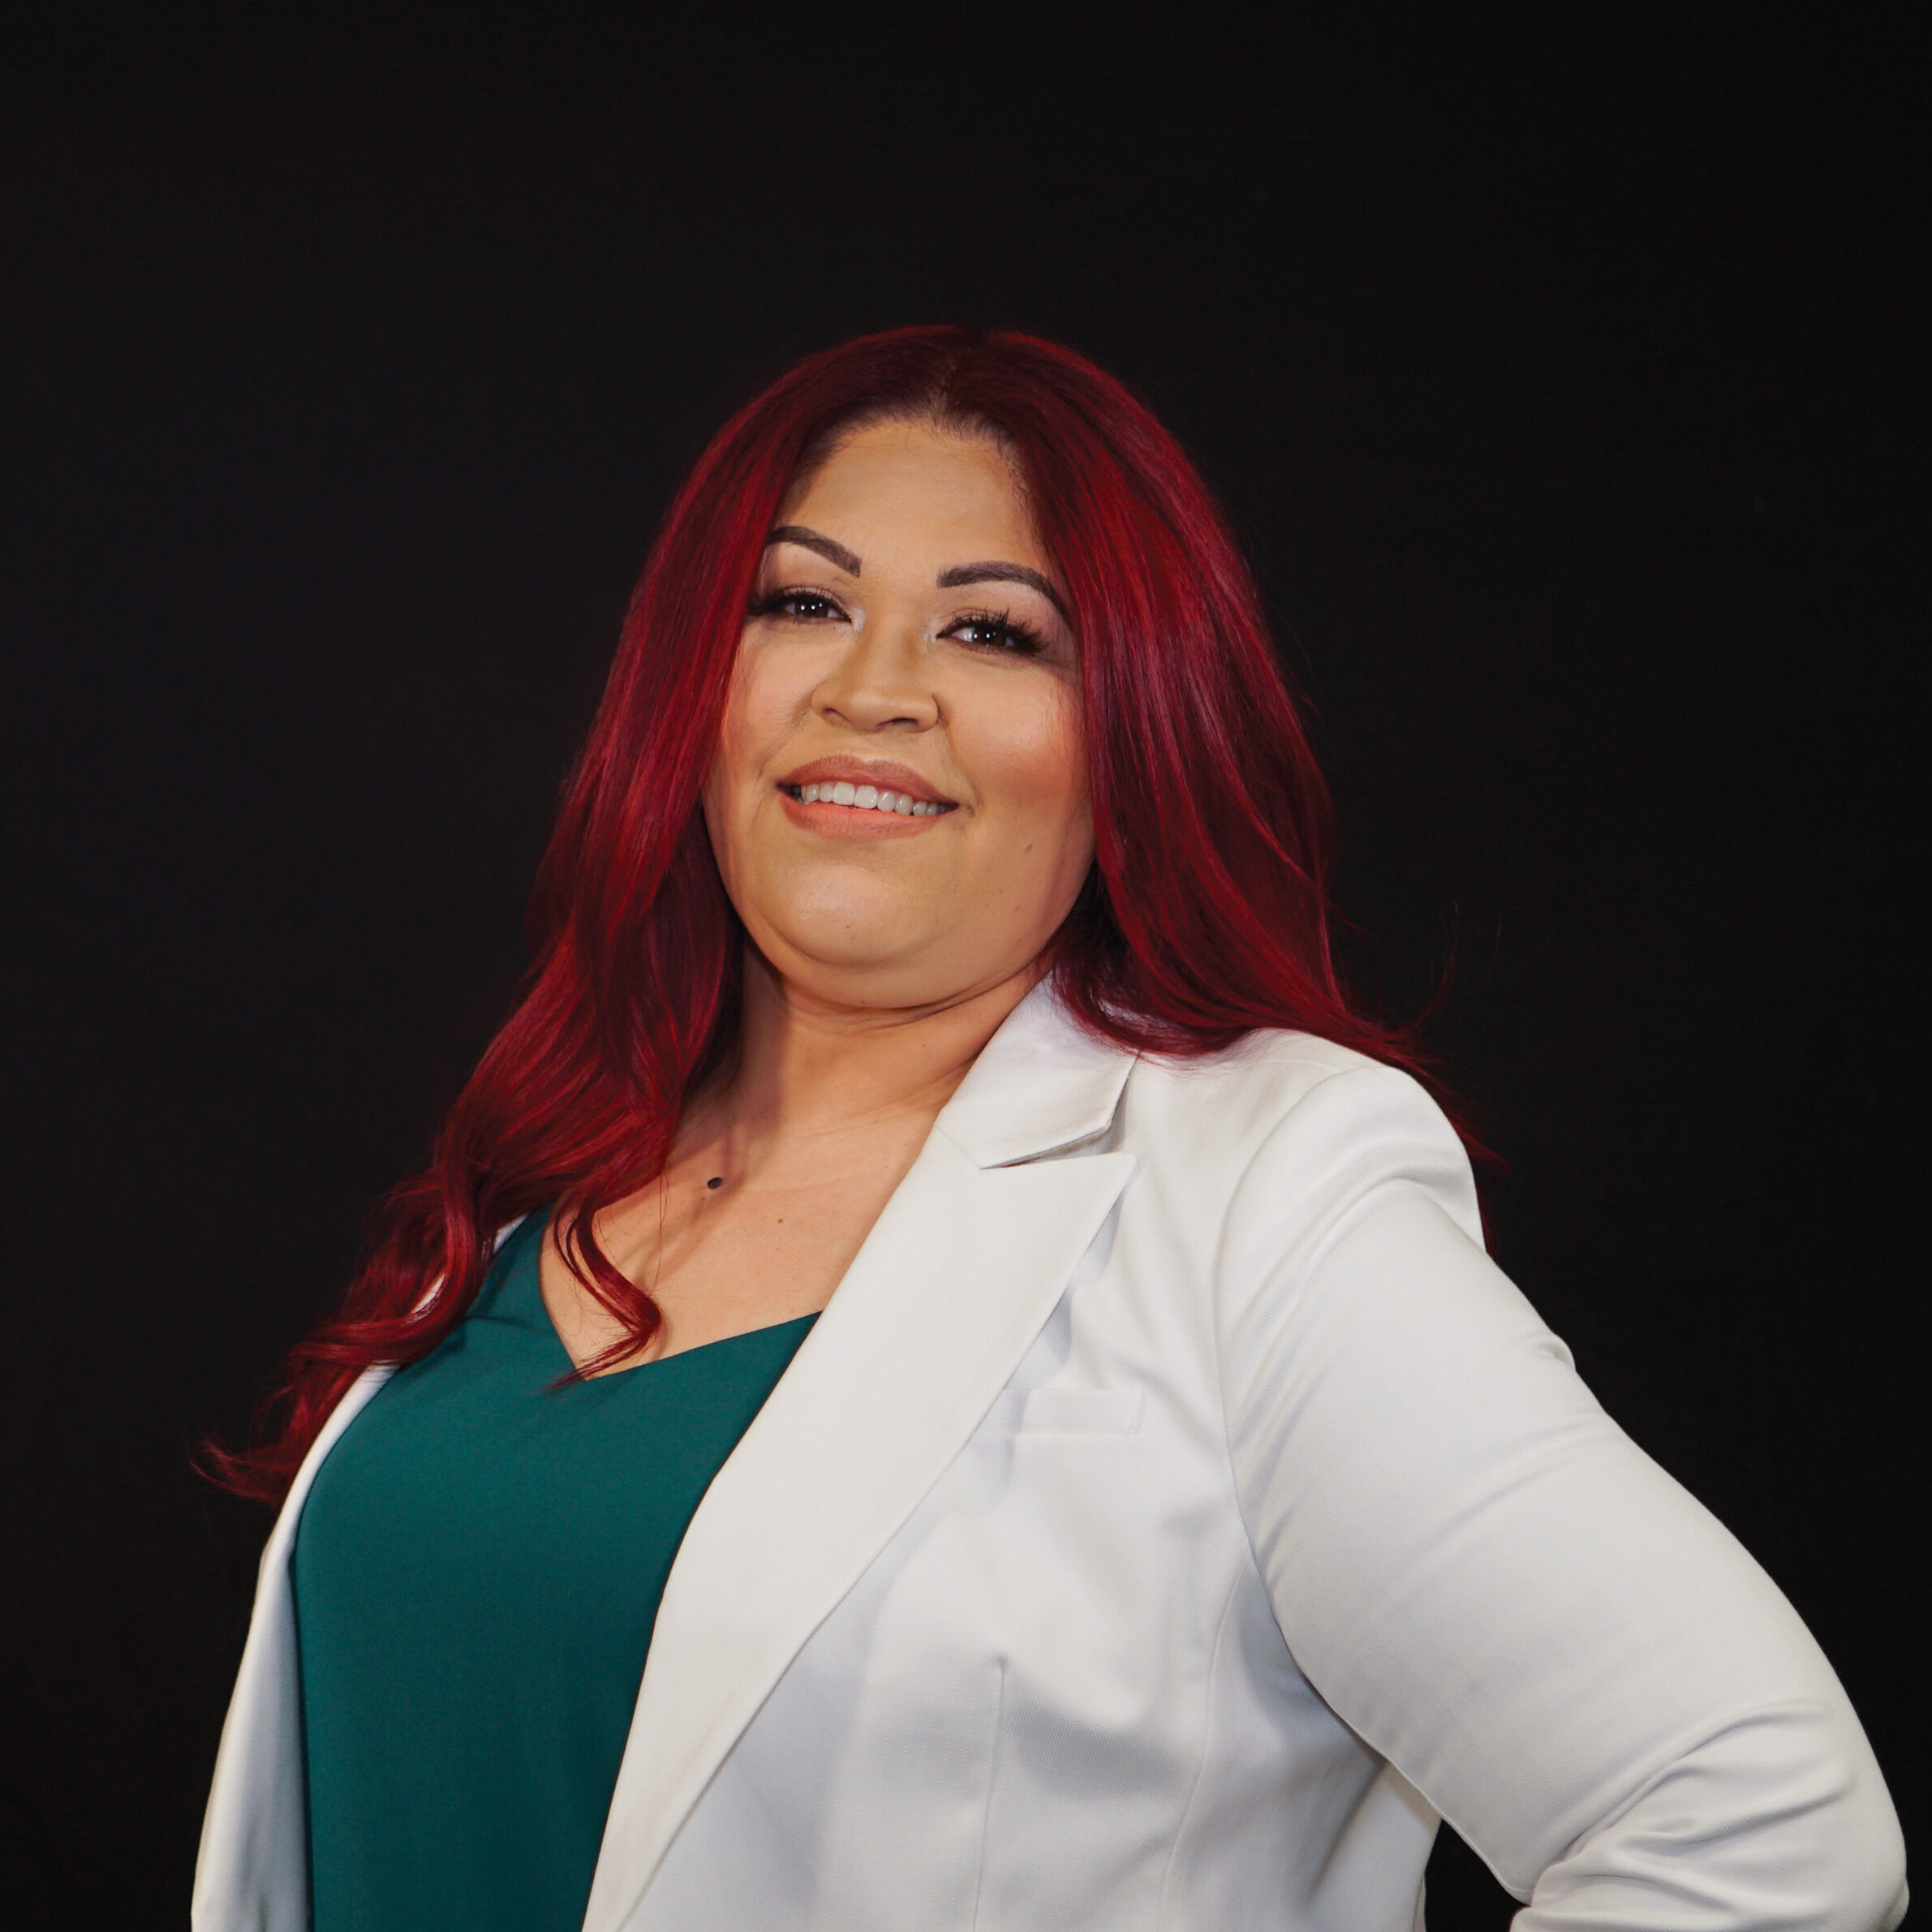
[2,7,1921,1926]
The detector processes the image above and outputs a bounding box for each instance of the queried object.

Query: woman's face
[704,418,1092,1013]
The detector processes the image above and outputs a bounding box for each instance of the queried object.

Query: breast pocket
[1016,1386,1144,1436]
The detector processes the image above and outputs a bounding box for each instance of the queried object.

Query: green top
[292,1211,816,1932]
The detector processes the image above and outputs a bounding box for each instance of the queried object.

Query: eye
[749,587,849,624]
[944,609,1049,659]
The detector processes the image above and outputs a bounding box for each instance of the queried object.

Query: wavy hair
[212,325,1475,1500]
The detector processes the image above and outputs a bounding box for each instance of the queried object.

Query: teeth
[793,780,948,816]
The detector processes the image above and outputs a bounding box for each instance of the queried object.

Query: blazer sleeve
[1211,1061,1907,1931]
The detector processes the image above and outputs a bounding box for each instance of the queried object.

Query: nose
[811,613,940,734]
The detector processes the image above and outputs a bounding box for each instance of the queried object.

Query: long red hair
[213,325,1474,1501]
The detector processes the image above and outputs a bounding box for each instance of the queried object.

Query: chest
[546,1141,931,1364]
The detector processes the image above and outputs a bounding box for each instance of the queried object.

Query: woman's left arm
[1213,1061,1907,1931]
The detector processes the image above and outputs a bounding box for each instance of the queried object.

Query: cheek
[709,645,798,799]
[704,649,784,876]
[721,644,786,756]
[975,683,1090,829]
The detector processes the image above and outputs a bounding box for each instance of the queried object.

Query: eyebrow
[937,561,1071,624]
[766,525,861,575]
[764,527,1071,626]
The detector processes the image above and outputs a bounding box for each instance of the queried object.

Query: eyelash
[950,606,1049,660]
[747,587,844,624]
[747,587,1049,660]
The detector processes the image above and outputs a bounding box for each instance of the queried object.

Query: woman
[196,327,1906,1930]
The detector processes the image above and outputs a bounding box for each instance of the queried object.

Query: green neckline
[490,1209,819,1387]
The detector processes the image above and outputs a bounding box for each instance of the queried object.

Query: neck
[694,949,1042,1156]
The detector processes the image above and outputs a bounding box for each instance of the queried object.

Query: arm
[1213,1062,1906,1930]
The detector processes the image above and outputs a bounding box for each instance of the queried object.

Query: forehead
[777,420,1046,564]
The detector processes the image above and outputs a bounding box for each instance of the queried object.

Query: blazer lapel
[582,988,1138,1932]
[195,1220,526,1929]
[192,1362,395,1929]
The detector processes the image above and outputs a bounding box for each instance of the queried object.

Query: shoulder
[1121,1026,1454,1153]
[1117,1030,1484,1254]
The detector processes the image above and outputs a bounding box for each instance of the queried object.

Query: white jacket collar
[934,976,1136,1168]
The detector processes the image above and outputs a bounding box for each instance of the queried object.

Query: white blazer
[196,983,1907,1931]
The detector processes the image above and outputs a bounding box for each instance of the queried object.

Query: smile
[782,781,955,818]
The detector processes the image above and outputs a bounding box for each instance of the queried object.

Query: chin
[778,928,933,983]
[765,879,942,957]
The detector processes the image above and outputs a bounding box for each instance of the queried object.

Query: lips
[777,758,957,817]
